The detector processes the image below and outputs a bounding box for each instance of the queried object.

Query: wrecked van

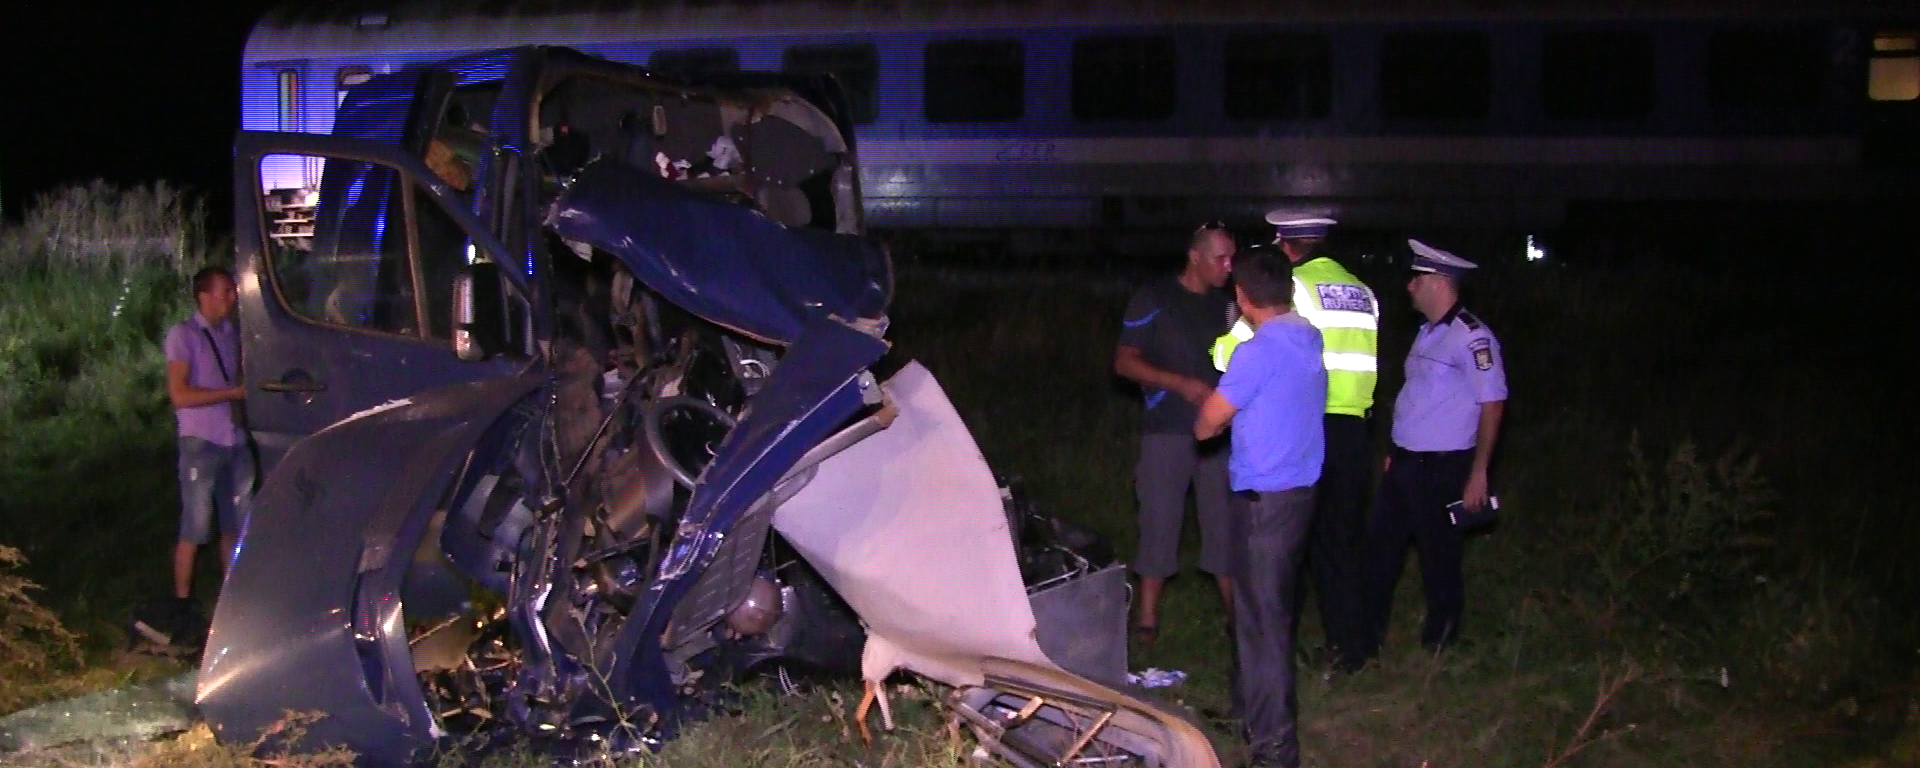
[202,46,1220,767]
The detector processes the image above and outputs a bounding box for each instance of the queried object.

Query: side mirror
[452,261,506,362]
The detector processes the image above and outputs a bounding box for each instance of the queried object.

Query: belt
[1235,487,1310,502]
[1392,447,1473,463]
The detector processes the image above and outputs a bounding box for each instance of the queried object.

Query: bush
[0,546,83,712]
[1587,438,1776,644]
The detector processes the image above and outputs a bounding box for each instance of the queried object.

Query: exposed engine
[401,245,867,752]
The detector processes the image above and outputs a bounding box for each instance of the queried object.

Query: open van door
[232,131,530,471]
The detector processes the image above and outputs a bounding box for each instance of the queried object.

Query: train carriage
[245,0,1920,240]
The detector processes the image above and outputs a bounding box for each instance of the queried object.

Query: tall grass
[886,255,1917,767]
[0,180,208,277]
[0,180,213,670]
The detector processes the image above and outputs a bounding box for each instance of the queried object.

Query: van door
[233,132,529,472]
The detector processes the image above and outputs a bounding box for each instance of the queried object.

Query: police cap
[1264,208,1338,240]
[1408,239,1477,279]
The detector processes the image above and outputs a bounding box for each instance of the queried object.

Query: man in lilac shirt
[1196,245,1326,768]
[163,266,252,603]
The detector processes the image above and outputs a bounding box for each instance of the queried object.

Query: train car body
[244,0,1920,236]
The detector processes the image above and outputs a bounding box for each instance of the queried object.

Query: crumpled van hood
[544,160,891,346]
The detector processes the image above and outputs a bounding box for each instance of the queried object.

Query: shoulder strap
[198,327,234,385]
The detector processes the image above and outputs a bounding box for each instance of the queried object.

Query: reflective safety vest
[1210,257,1380,417]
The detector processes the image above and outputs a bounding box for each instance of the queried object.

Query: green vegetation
[0,182,206,713]
[886,259,1917,767]
[0,183,1913,765]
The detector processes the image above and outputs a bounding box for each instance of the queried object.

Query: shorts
[1132,432,1233,579]
[177,437,255,545]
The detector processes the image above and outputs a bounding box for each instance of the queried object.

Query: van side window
[259,153,474,340]
[784,44,879,124]
[1224,32,1331,120]
[1381,32,1491,120]
[1542,30,1656,121]
[924,39,1025,122]
[261,155,418,335]
[1708,28,1824,112]
[1072,35,1177,121]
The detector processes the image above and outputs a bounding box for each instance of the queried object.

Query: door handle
[261,379,327,393]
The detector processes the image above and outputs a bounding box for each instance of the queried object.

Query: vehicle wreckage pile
[194,46,1221,767]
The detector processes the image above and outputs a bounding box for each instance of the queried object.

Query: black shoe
[130,597,208,653]
[1245,744,1295,768]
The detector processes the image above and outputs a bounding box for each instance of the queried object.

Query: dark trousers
[1306,414,1371,670]
[1229,485,1315,768]
[1361,448,1472,657]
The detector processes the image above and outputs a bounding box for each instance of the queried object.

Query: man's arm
[1194,390,1237,441]
[1115,346,1211,405]
[167,361,245,409]
[1462,400,1504,510]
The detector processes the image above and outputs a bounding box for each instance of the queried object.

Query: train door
[233,132,528,472]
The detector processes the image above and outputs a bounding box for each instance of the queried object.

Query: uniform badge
[1469,338,1495,371]
[1316,284,1374,313]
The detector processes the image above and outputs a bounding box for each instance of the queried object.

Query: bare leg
[173,541,196,599]
[1137,576,1165,630]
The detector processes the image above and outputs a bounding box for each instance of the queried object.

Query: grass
[886,256,1920,767]
[1,184,1916,765]
[0,182,207,715]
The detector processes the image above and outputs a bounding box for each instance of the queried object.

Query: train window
[649,48,740,78]
[784,44,879,124]
[1707,29,1823,111]
[1072,35,1177,121]
[1224,33,1331,120]
[1380,32,1490,120]
[277,69,302,131]
[924,39,1025,122]
[1870,33,1919,101]
[336,67,372,107]
[1541,31,1655,121]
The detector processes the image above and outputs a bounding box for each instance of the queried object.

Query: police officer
[1359,239,1506,659]
[1212,212,1380,671]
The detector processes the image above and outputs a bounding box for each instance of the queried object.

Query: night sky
[1,0,276,219]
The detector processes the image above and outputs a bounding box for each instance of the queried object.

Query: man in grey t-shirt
[1114,224,1237,640]
[163,266,252,604]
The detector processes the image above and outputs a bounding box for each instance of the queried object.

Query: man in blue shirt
[1197,244,1326,768]
[1359,239,1507,661]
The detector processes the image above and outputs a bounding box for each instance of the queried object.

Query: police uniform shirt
[1119,277,1234,434]
[1391,304,1507,452]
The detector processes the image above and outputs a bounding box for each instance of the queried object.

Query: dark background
[0,0,275,220]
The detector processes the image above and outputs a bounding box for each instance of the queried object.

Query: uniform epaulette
[1458,310,1482,331]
